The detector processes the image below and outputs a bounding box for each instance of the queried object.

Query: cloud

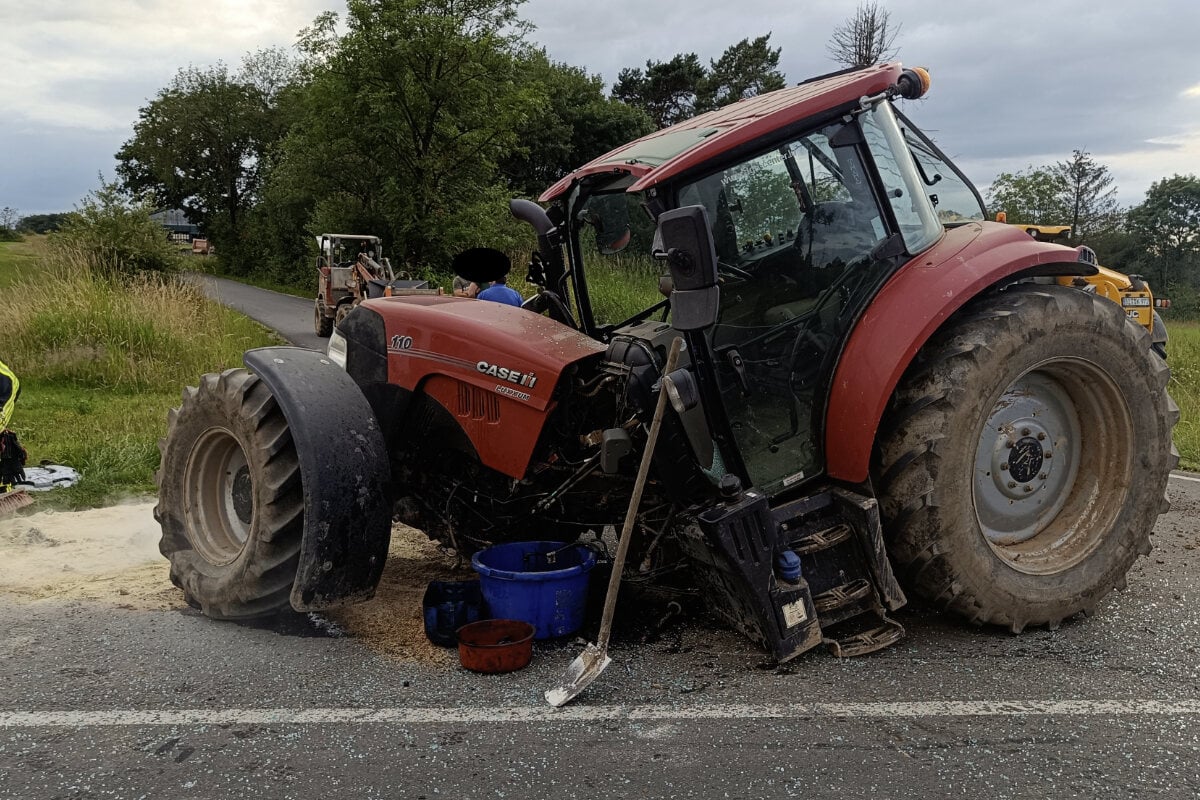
[3,0,1199,211]
[522,0,1200,205]
[0,0,328,132]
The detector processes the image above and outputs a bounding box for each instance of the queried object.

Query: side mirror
[656,205,719,331]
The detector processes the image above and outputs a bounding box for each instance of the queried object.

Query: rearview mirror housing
[657,205,719,331]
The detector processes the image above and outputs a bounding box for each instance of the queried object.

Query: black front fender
[243,346,391,611]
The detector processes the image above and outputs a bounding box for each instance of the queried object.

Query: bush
[4,240,279,508]
[51,180,182,277]
[1165,282,1200,321]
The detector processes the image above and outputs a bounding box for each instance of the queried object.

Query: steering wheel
[718,260,755,281]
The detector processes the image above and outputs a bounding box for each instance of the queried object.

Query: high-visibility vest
[0,361,18,430]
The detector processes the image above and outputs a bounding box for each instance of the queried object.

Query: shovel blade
[544,642,611,708]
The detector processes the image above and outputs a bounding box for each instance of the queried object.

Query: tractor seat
[764,297,820,324]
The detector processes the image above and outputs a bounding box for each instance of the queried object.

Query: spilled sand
[0,500,474,663]
[0,501,181,610]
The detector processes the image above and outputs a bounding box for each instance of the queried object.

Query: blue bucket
[471,541,596,639]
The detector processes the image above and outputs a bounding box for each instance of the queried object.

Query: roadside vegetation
[0,197,278,509]
[1166,320,1200,470]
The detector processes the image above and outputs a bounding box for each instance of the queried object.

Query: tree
[275,0,541,268]
[827,2,900,68]
[613,35,788,127]
[696,35,786,112]
[986,150,1120,245]
[52,178,181,276]
[116,62,280,262]
[612,53,706,127]
[1126,174,1200,291]
[0,207,19,241]
[501,50,654,197]
[17,213,70,234]
[1052,149,1120,243]
[986,167,1069,226]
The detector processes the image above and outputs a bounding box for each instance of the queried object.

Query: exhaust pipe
[509,199,565,286]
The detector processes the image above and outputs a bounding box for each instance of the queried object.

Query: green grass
[1,239,280,509]
[0,236,41,288]
[15,385,184,508]
[1166,319,1200,471]
[581,253,665,326]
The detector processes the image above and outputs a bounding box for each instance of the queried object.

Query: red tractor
[156,64,1176,661]
[313,233,438,337]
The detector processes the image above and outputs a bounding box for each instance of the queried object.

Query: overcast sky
[2,0,1198,215]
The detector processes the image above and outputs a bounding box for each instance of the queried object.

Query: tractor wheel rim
[183,427,253,566]
[972,358,1132,575]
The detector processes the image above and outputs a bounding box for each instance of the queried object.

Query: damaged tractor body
[157,63,1176,662]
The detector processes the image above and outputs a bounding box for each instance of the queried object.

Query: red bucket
[456,619,535,673]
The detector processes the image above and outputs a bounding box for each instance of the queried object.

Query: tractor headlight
[327,329,348,369]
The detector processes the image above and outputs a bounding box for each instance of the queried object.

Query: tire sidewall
[158,374,296,617]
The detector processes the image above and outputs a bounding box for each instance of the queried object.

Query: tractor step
[812,578,872,613]
[792,523,852,555]
[823,611,905,658]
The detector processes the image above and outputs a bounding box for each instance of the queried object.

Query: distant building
[150,209,201,242]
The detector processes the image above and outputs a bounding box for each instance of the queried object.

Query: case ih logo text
[477,361,537,388]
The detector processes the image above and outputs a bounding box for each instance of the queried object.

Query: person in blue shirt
[477,275,523,307]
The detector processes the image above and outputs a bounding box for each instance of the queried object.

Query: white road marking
[1169,472,1200,484]
[3,700,1200,728]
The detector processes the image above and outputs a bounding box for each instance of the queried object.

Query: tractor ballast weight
[158,62,1177,659]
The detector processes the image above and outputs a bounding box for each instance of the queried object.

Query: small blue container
[471,541,596,640]
[422,580,484,647]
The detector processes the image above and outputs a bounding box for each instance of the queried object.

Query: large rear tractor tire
[155,369,304,619]
[875,284,1178,632]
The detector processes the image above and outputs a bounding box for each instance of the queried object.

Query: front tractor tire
[876,284,1178,632]
[314,298,333,337]
[155,369,303,619]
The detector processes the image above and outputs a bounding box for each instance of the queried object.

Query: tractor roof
[539,63,903,203]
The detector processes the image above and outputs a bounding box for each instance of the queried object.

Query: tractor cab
[547,66,984,496]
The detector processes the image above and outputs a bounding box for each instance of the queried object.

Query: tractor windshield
[677,113,916,494]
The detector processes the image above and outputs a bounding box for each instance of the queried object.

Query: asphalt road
[2,277,1196,797]
[2,474,1199,798]
[188,273,328,351]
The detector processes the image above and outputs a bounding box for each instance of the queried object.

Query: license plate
[1122,296,1151,307]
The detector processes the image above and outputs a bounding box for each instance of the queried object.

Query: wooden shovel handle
[596,336,683,651]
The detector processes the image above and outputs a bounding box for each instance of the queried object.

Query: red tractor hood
[363,296,605,412]
[359,296,606,479]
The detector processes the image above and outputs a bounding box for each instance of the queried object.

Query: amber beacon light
[895,67,931,99]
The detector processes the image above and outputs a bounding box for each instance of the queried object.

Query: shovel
[546,336,683,708]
